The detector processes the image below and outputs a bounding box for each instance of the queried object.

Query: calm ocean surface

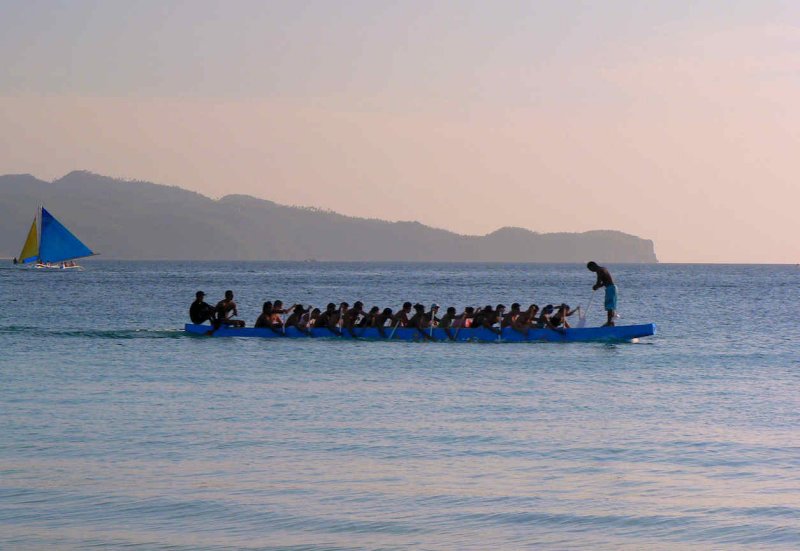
[1,261,799,550]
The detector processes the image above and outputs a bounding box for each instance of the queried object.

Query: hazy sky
[1,0,798,262]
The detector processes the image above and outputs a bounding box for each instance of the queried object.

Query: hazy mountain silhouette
[0,171,658,262]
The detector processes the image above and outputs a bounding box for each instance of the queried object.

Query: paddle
[388,318,402,340]
[429,305,438,340]
[305,306,314,337]
[577,290,595,328]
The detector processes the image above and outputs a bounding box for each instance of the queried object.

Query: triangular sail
[39,207,94,263]
[18,217,39,263]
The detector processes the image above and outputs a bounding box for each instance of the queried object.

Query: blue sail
[39,207,94,263]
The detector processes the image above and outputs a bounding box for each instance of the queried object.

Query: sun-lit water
[1,261,799,550]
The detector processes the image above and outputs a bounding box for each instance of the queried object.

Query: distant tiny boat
[184,323,656,343]
[15,206,96,270]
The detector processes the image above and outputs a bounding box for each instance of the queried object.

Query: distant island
[0,171,658,262]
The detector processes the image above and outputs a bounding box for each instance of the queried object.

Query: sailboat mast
[38,205,42,262]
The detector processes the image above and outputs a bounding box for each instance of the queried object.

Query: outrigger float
[184,323,656,343]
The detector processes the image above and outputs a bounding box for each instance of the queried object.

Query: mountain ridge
[0,171,658,262]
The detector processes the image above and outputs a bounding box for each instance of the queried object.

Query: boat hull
[184,323,656,342]
[33,263,83,270]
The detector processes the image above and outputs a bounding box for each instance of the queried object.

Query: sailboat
[14,206,96,270]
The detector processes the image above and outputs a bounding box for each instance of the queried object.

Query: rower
[272,300,299,330]
[512,304,539,335]
[408,303,425,328]
[424,303,440,328]
[472,305,492,328]
[452,306,475,328]
[336,302,349,330]
[360,306,380,328]
[301,308,321,331]
[408,303,433,340]
[439,307,457,340]
[189,291,216,324]
[375,307,394,338]
[392,302,412,328]
[550,303,579,329]
[539,304,565,332]
[285,305,310,335]
[487,304,506,335]
[502,303,521,328]
[317,303,342,336]
[588,261,617,326]
[270,300,286,328]
[343,301,363,337]
[254,301,274,328]
[215,290,245,328]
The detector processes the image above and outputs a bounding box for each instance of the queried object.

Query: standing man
[587,261,617,326]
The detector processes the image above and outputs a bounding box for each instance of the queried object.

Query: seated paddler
[318,303,342,335]
[215,290,246,328]
[549,303,579,329]
[439,306,457,340]
[408,303,434,340]
[285,305,311,335]
[189,291,216,324]
[342,301,364,336]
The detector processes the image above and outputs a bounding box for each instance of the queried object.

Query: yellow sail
[19,217,39,263]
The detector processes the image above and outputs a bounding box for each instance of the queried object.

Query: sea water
[0,262,798,550]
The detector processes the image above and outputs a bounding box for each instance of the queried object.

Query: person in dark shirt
[375,308,393,338]
[189,291,216,324]
[587,261,617,326]
[473,305,503,335]
[550,303,579,329]
[423,304,440,329]
[317,303,342,336]
[392,302,413,328]
[539,304,556,329]
[407,303,425,329]
[301,308,321,332]
[439,306,457,340]
[408,303,434,340]
[502,303,521,328]
[472,305,491,329]
[359,306,380,328]
[512,304,539,335]
[285,305,310,335]
[342,301,363,336]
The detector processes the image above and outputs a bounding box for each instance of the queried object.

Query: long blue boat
[184,323,656,342]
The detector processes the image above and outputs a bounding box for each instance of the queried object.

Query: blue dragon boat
[184,323,656,342]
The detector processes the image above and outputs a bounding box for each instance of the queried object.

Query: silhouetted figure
[587,261,617,326]
[215,290,245,328]
[550,304,579,329]
[189,291,216,324]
